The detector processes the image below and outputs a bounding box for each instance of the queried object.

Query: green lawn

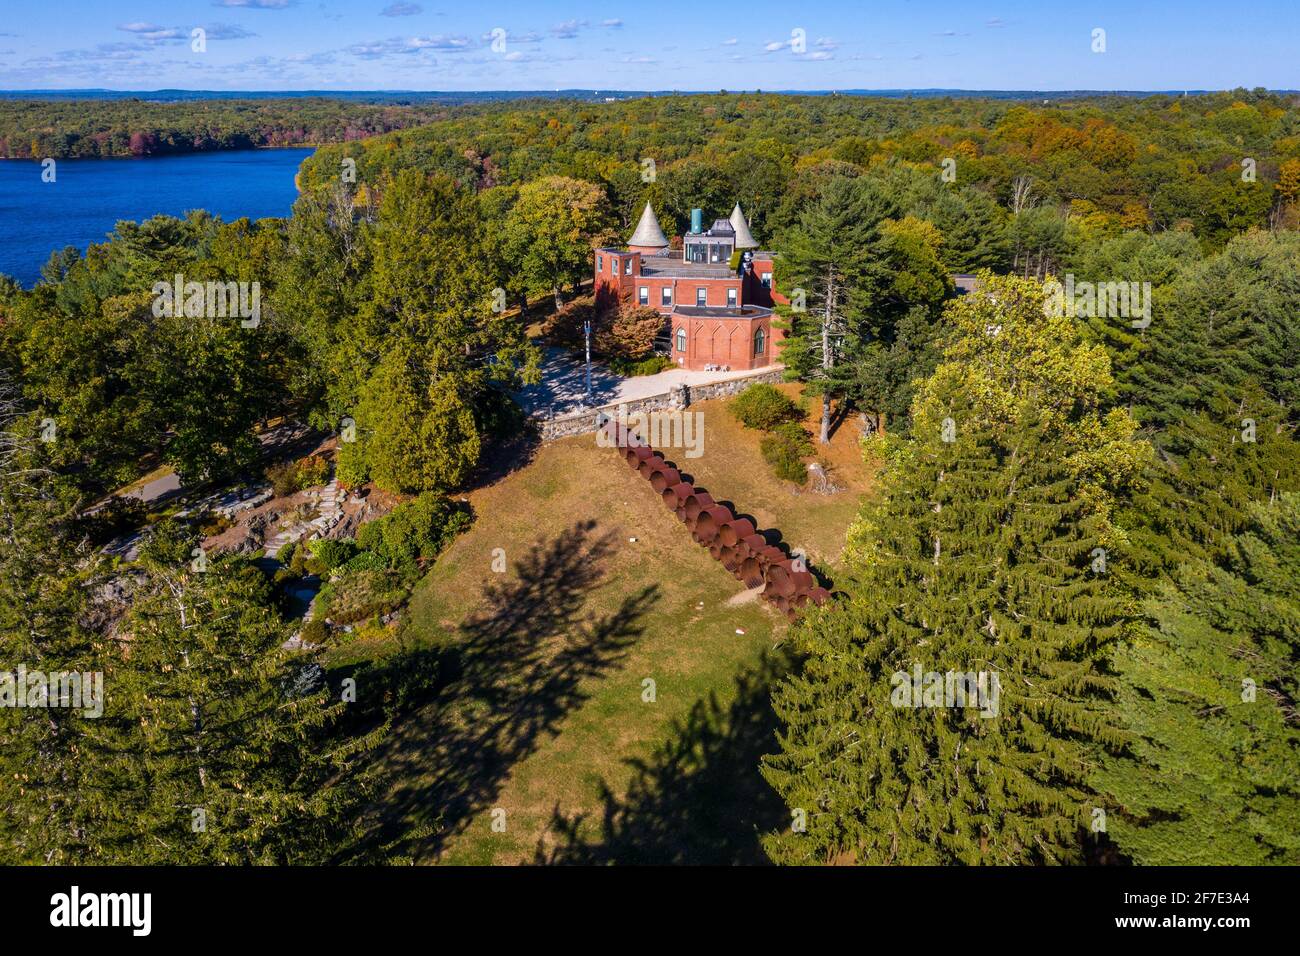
[336,387,875,864]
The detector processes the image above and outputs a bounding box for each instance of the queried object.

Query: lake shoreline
[0,143,325,161]
[0,148,313,286]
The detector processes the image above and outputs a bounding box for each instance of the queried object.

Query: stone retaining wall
[536,367,787,441]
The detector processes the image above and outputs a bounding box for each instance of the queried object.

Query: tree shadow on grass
[357,519,658,862]
[468,425,541,491]
[534,646,796,865]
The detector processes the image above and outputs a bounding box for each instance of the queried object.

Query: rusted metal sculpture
[601,418,830,619]
[648,466,681,494]
[663,482,693,510]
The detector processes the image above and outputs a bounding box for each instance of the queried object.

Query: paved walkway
[516,346,781,418]
[101,422,318,511]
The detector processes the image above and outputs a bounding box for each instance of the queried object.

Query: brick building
[594,202,787,371]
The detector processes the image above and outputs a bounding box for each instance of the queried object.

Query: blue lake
[0,148,314,286]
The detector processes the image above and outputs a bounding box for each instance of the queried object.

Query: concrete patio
[516,346,782,418]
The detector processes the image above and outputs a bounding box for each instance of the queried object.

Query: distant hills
[1,87,1286,104]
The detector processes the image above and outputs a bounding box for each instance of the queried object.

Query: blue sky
[0,0,1295,92]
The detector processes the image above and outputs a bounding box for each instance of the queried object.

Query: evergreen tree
[334,169,539,493]
[0,371,103,863]
[1095,494,1300,864]
[75,522,385,864]
[1088,232,1300,863]
[1125,231,1300,436]
[776,175,897,442]
[763,274,1142,864]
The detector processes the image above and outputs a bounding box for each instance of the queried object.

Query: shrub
[308,537,358,572]
[298,454,331,488]
[730,383,802,430]
[770,421,815,456]
[288,540,310,576]
[299,619,329,645]
[761,424,813,484]
[541,294,601,349]
[356,493,472,569]
[608,354,674,377]
[595,302,664,359]
[336,443,368,488]
[543,292,664,360]
[317,568,409,625]
[343,550,388,573]
[197,511,235,538]
[265,460,299,497]
[265,454,331,497]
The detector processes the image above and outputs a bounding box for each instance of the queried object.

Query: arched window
[754,327,766,355]
[676,327,687,352]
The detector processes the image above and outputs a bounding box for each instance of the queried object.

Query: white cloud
[381,2,422,16]
[212,0,294,8]
[481,29,543,44]
[116,22,254,44]
[550,19,587,39]
[117,23,186,42]
[345,34,469,58]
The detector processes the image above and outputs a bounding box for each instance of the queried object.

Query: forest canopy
[0,96,462,158]
[1,89,1297,866]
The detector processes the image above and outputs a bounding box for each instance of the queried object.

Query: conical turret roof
[729,203,758,249]
[628,202,669,248]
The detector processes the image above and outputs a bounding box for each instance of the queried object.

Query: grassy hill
[334,385,876,864]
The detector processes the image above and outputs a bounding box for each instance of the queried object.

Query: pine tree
[74,522,386,864]
[334,169,539,492]
[1125,231,1300,435]
[763,274,1141,864]
[1095,494,1300,863]
[1088,234,1300,863]
[0,371,103,863]
[776,175,896,442]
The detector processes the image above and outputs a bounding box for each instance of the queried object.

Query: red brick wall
[593,248,781,371]
[595,250,642,295]
[668,314,773,371]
